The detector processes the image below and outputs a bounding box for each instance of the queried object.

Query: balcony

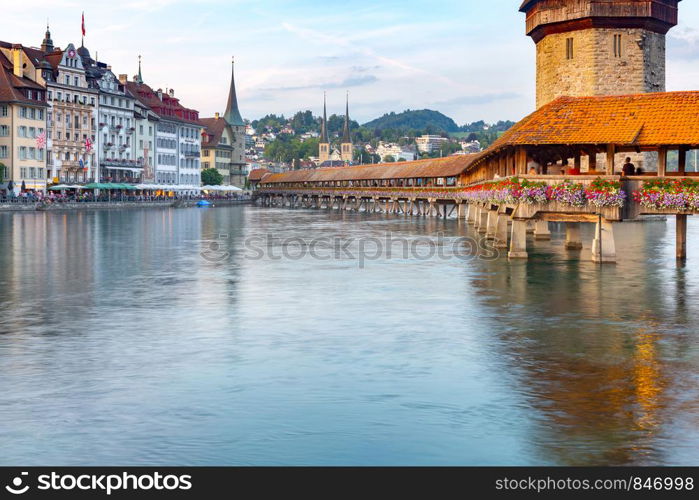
[100,158,144,169]
[184,151,201,158]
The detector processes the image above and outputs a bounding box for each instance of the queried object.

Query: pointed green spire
[224,57,244,126]
[137,55,143,83]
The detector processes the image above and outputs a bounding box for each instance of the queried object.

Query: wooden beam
[515,147,528,175]
[574,150,581,172]
[679,146,687,176]
[658,146,667,177]
[589,150,597,173]
[677,214,687,260]
[606,144,616,175]
[541,213,600,223]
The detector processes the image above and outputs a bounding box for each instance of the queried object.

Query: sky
[2,0,699,125]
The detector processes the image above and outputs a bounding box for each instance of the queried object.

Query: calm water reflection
[0,206,697,465]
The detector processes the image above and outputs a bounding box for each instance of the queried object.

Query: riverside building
[0,46,49,193]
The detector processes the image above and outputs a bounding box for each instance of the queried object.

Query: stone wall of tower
[536,28,666,108]
[319,143,330,164]
[341,143,352,163]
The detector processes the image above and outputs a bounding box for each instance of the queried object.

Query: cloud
[260,74,378,92]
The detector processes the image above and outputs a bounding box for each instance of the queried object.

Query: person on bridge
[622,157,636,176]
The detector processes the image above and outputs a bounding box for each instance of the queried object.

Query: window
[65,75,70,85]
[0,125,8,136]
[18,126,27,137]
[0,145,7,158]
[20,107,27,118]
[74,76,79,86]
[0,105,7,117]
[19,147,27,160]
[566,37,574,60]
[613,34,623,58]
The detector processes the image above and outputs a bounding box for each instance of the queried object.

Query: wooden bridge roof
[262,91,699,184]
[262,155,479,184]
[488,91,699,149]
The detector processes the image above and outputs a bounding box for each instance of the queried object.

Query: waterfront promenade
[0,196,251,212]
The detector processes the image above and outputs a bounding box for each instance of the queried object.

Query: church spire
[224,56,244,126]
[342,91,351,143]
[320,92,329,144]
[136,55,143,83]
[41,21,54,53]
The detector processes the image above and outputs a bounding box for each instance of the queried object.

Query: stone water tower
[520,0,681,109]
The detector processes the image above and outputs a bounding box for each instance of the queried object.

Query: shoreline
[0,199,252,212]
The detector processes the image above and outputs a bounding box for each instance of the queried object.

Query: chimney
[157,88,163,100]
[118,74,128,84]
[215,112,220,120]
[107,65,112,71]
[12,44,23,78]
[169,88,174,97]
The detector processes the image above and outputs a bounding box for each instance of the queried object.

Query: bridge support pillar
[486,209,499,240]
[565,223,583,250]
[592,219,616,263]
[534,220,551,240]
[509,220,528,259]
[677,214,687,261]
[477,207,488,234]
[495,214,509,248]
[526,220,535,234]
[467,204,476,224]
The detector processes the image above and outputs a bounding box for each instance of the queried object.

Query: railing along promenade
[256,173,698,263]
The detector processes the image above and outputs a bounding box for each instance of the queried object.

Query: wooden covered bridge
[256,91,699,262]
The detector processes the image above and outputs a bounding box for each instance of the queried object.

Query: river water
[0,206,697,465]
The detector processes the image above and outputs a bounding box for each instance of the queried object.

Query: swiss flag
[82,12,86,37]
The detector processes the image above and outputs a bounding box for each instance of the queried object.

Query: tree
[201,168,223,186]
[0,162,6,183]
[383,155,396,163]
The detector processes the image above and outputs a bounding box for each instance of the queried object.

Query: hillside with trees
[362,109,460,134]
[252,109,516,163]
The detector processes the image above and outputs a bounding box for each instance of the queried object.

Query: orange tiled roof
[488,91,699,150]
[248,168,271,181]
[261,155,479,184]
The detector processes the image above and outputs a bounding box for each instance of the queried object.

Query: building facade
[81,58,138,183]
[0,47,49,193]
[416,134,448,154]
[200,113,234,185]
[520,0,681,109]
[43,41,99,183]
[126,77,201,187]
